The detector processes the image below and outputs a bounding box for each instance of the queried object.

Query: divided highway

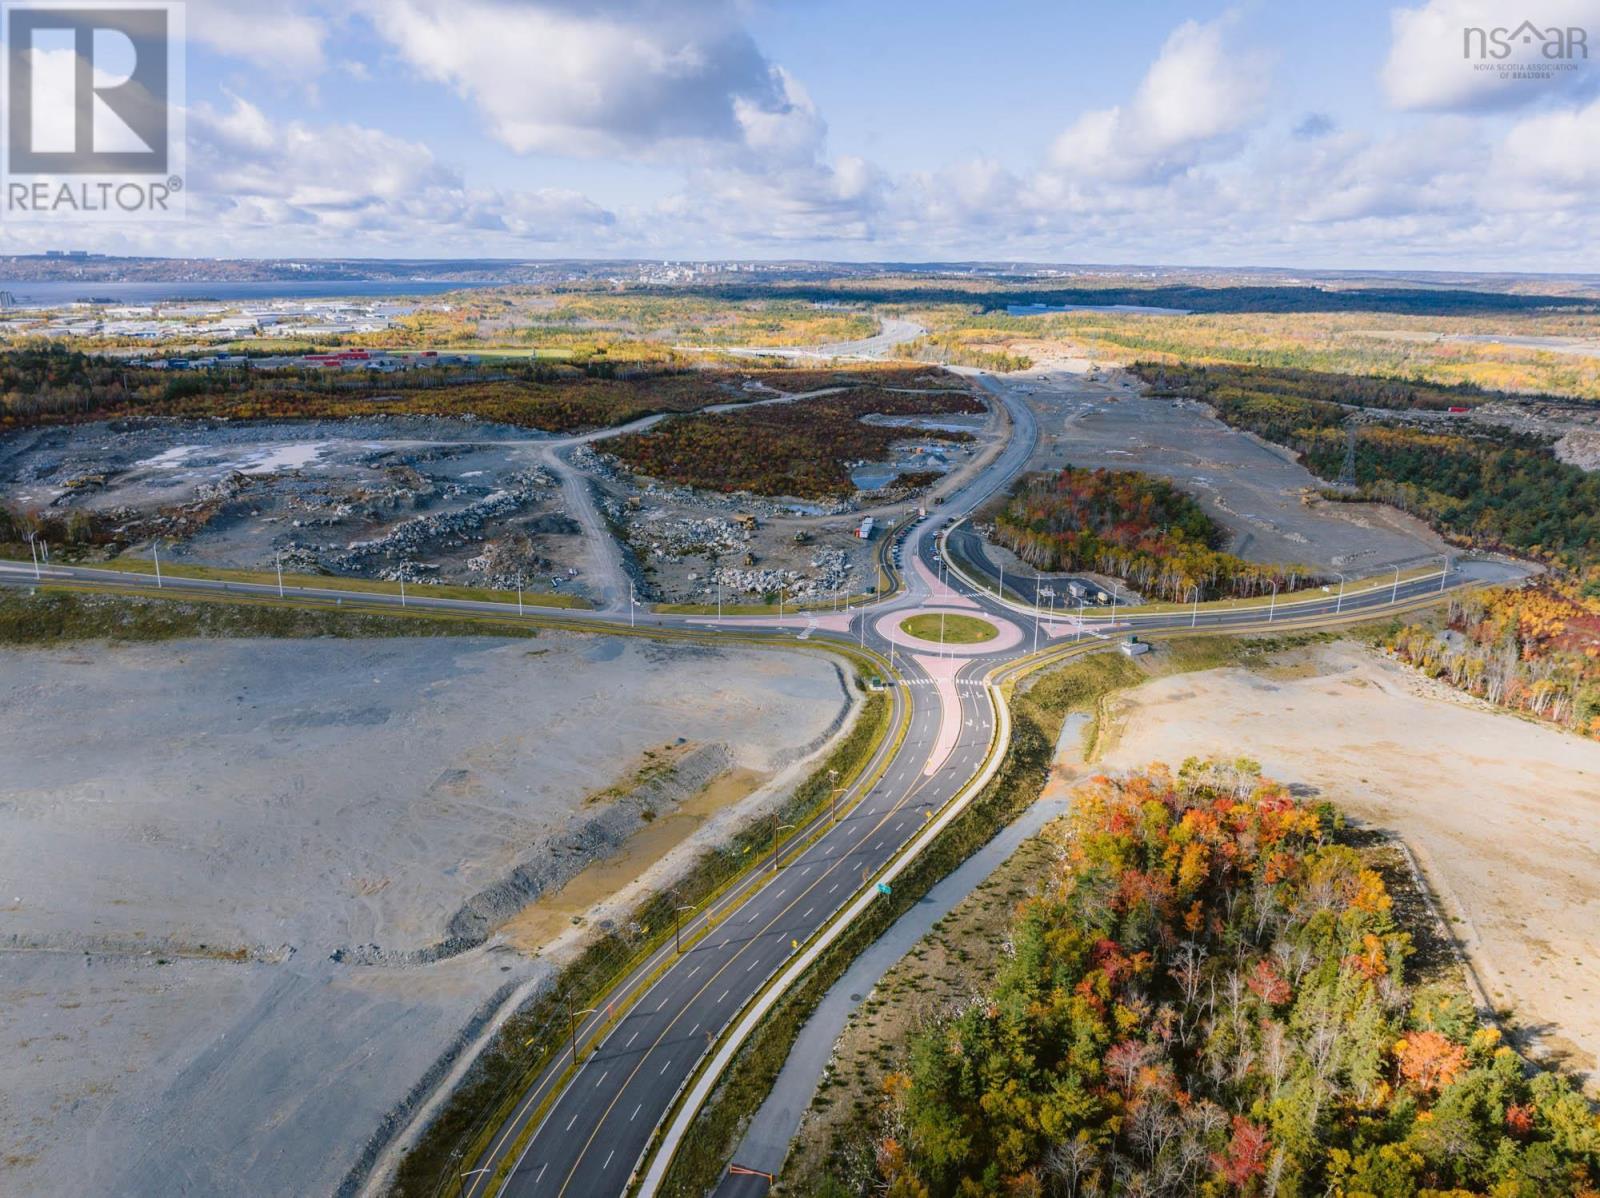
[0,369,1505,1198]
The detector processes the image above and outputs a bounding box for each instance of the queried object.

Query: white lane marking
[717,988,729,1003]
[829,882,839,894]
[595,1070,609,1088]
[746,958,757,972]
[566,1112,579,1131]
[687,966,700,979]
[661,1060,672,1075]
[802,906,814,919]
[536,1162,547,1184]
[632,1104,642,1122]
[604,1150,614,1170]
[626,1031,638,1047]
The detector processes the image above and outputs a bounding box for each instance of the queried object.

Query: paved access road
[0,370,1515,1198]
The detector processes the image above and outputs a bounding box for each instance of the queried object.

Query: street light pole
[568,999,598,1065]
[1391,564,1401,606]
[153,541,162,589]
[516,573,523,616]
[1335,573,1346,615]
[28,533,39,580]
[771,817,795,872]
[1269,579,1279,623]
[1190,585,1200,628]
[1440,555,1450,593]
[276,552,285,599]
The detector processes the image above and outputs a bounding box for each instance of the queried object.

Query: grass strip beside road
[653,633,1331,1197]
[91,558,594,609]
[0,585,548,645]
[390,683,902,1198]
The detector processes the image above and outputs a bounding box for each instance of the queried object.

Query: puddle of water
[498,767,768,952]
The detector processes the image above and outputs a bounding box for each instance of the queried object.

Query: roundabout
[873,606,1026,657]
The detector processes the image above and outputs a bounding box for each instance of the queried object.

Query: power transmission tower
[1338,417,1359,488]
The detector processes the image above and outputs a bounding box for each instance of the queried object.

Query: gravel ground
[997,364,1450,574]
[1094,641,1600,1091]
[0,632,851,1197]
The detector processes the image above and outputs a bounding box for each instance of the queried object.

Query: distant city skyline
[3,0,1598,270]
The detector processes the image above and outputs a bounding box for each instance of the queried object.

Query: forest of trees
[1132,361,1600,578]
[872,762,1600,1198]
[1389,589,1600,739]
[0,346,945,438]
[992,467,1315,602]
[606,386,984,499]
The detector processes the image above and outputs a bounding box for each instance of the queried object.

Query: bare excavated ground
[0,417,597,600]
[1093,640,1600,1091]
[0,633,853,1197]
[987,363,1450,576]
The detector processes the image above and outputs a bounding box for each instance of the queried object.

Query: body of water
[0,279,496,307]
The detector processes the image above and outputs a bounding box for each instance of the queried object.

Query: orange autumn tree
[875,762,1600,1198]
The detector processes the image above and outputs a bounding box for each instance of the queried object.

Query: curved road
[0,369,1507,1198]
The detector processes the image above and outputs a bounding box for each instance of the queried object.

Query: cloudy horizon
[5,0,1600,271]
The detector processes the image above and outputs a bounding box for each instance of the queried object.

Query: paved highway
[0,370,1512,1198]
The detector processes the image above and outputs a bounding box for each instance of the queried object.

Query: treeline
[1390,589,1600,738]
[669,282,1600,317]
[1134,361,1600,574]
[993,466,1314,601]
[875,761,1600,1197]
[606,386,984,499]
[897,335,1033,372]
[0,346,944,438]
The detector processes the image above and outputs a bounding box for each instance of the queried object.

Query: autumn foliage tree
[873,762,1600,1197]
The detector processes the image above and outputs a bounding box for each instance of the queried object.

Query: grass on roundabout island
[899,613,999,645]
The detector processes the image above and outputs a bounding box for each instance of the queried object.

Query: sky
[6,0,1600,269]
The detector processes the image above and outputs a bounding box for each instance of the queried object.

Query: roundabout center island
[898,613,1000,646]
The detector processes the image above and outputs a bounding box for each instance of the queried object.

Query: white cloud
[359,0,814,166]
[1382,0,1600,112]
[1048,18,1270,183]
[1488,94,1600,207]
[190,0,331,74]
[185,96,615,249]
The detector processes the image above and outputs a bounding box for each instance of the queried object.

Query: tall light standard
[1268,578,1279,623]
[516,572,523,616]
[1077,594,1085,643]
[26,531,40,580]
[1335,572,1346,615]
[568,998,598,1065]
[771,817,796,872]
[276,552,285,599]
[153,539,163,589]
[1189,584,1201,628]
[630,585,637,628]
[1391,564,1402,606]
[828,768,844,823]
[1439,554,1450,593]
[670,889,694,955]
[717,580,723,624]
[1032,573,1043,653]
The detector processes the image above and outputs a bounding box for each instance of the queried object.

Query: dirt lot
[0,417,597,599]
[0,633,853,1197]
[1094,640,1600,1088]
[986,363,1450,575]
